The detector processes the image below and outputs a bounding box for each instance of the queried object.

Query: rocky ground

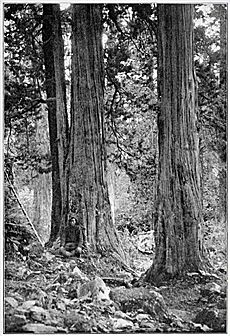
[4,240,227,333]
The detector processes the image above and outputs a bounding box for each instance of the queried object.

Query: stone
[22,323,57,333]
[135,313,150,322]
[110,287,168,321]
[30,306,51,322]
[5,296,18,308]
[72,266,89,281]
[201,283,221,296]
[139,320,158,330]
[113,318,134,330]
[21,300,37,310]
[65,312,94,332]
[114,310,133,320]
[13,314,27,325]
[78,276,111,303]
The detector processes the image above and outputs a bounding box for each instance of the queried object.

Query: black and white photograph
[3,2,227,333]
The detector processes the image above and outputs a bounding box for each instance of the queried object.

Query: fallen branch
[5,171,44,248]
[102,277,132,288]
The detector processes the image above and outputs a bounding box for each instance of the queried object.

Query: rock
[30,305,51,322]
[5,296,18,308]
[191,322,212,332]
[139,320,158,330]
[110,287,168,321]
[5,313,27,332]
[22,323,57,333]
[114,310,133,320]
[113,318,134,330]
[72,266,89,281]
[78,276,111,303]
[44,251,55,262]
[65,312,94,332]
[194,308,226,332]
[15,307,28,315]
[201,282,221,296]
[21,300,37,310]
[13,314,27,325]
[135,313,150,322]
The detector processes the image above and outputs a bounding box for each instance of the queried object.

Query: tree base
[144,258,214,286]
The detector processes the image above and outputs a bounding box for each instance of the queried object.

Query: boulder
[78,276,111,303]
[30,305,51,322]
[113,318,134,330]
[110,286,168,321]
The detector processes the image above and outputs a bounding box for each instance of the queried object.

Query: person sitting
[60,216,83,258]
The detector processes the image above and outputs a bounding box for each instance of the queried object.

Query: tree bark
[218,4,227,221]
[32,109,51,243]
[145,5,204,284]
[42,4,69,243]
[70,5,125,260]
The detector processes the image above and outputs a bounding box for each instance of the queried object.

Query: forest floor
[4,233,227,333]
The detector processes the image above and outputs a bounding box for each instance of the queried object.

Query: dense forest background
[4,3,227,333]
[4,3,226,263]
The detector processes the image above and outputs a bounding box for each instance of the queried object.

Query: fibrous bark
[146,5,204,284]
[42,4,69,243]
[70,5,125,260]
[218,4,227,221]
[32,110,51,243]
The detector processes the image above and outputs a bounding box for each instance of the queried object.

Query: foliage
[194,4,227,221]
[104,5,158,232]
[3,4,227,262]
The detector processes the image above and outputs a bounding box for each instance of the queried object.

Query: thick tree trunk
[218,4,227,221]
[70,5,125,260]
[32,173,51,243]
[42,4,69,243]
[145,5,204,284]
[32,108,51,243]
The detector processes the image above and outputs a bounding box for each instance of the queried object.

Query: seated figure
[60,216,83,257]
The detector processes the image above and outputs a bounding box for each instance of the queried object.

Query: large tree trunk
[145,5,204,284]
[70,5,125,260]
[32,172,51,243]
[218,4,227,221]
[42,4,69,243]
[32,110,51,243]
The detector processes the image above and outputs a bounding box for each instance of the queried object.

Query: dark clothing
[65,225,83,248]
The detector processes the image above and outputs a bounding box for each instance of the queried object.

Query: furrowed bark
[145,5,205,284]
